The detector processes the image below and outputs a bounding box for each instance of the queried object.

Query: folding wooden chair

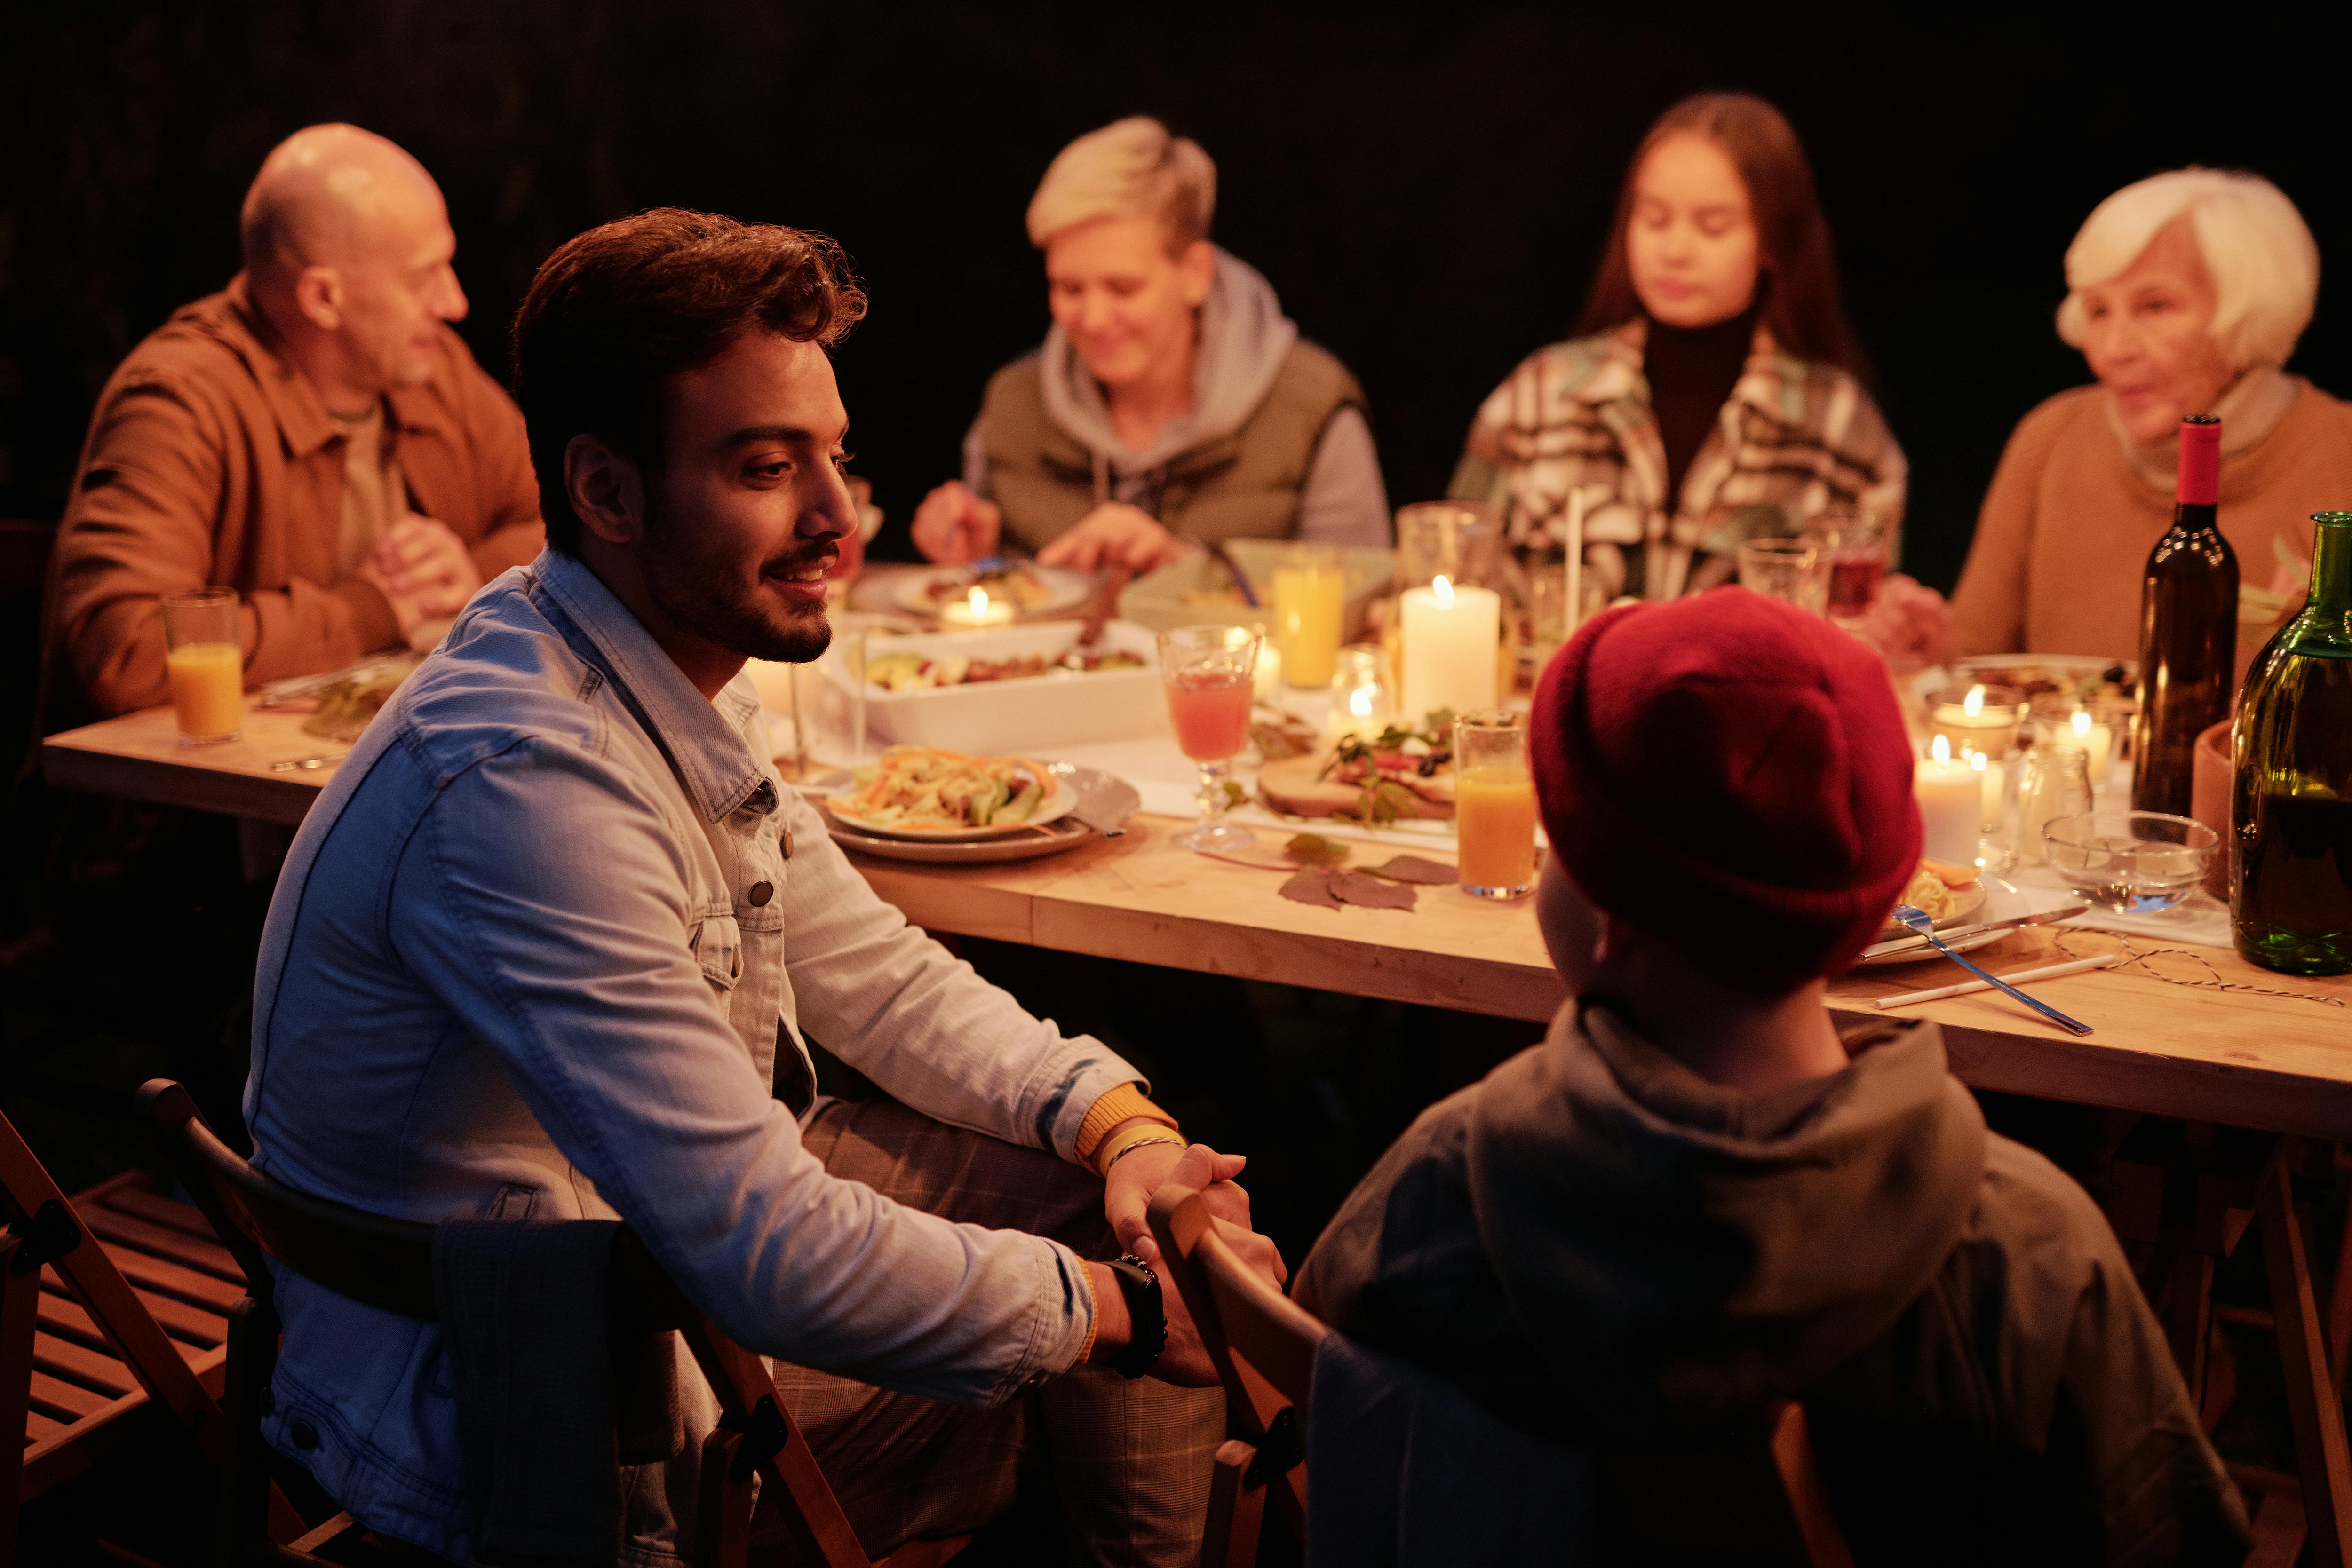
[139,1078,966,1568]
[1145,1179,1855,1568]
[0,1105,306,1565]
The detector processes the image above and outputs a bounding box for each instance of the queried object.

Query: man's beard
[639,488,834,665]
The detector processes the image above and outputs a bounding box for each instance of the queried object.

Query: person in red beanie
[1292,588,2246,1565]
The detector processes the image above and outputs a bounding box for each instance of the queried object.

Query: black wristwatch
[1104,1255,1166,1380]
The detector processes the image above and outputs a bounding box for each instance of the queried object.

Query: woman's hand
[1038,503,1192,575]
[1852,573,1956,671]
[1104,1138,1273,1276]
[911,481,1002,564]
[1090,1142,1289,1386]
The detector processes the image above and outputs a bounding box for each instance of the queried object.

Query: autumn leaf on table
[1367,855,1454,885]
[1283,833,1349,868]
[1279,868,1348,910]
[1328,871,1417,910]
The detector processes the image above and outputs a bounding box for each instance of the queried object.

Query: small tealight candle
[1968,748,2007,833]
[1928,683,2022,760]
[939,585,1016,629]
[1914,735,1980,865]
[2068,707,2114,786]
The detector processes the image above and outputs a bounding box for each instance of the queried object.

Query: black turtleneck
[1645,304,1758,505]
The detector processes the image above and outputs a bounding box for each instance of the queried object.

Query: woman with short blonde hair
[913,116,1389,571]
[1939,166,2352,666]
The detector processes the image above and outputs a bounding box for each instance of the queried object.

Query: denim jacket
[246,549,1136,1563]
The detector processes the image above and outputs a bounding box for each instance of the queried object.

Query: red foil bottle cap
[2177,415,2221,505]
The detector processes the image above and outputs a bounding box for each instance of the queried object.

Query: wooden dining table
[43,700,2352,1141]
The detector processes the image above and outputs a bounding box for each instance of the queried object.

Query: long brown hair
[1577,93,1863,375]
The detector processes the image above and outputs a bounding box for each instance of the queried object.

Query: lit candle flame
[967,586,990,617]
[1968,750,1987,774]
[2072,709,2093,738]
[1931,734,1952,764]
[1962,685,1985,718]
[1432,573,1455,606]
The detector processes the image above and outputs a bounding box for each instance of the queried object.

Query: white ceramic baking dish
[818,618,1167,754]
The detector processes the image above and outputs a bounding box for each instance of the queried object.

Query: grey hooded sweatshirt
[1295,1006,2249,1566]
[964,248,1389,549]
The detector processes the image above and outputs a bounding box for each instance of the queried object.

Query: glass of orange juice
[1158,624,1262,853]
[1270,543,1345,689]
[1454,710,1537,899]
[160,587,244,745]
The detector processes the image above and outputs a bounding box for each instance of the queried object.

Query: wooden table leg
[2260,1155,2352,1568]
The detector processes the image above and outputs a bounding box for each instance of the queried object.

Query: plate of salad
[822,745,1080,841]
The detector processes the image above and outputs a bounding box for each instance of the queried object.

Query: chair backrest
[1147,1185,1326,1421]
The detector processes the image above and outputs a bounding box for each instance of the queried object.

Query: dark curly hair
[510,208,868,552]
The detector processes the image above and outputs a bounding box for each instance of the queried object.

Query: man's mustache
[762,541,841,578]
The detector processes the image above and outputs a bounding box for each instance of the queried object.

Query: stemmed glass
[1158,625,1262,853]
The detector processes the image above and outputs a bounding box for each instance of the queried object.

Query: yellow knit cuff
[1075,1259,1099,1370]
[1074,1083,1177,1162]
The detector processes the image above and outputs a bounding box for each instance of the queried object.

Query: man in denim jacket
[245,208,1280,1567]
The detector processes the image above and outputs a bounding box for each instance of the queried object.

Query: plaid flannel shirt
[1450,319,1907,600]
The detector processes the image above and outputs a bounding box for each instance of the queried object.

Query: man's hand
[1089,1142,1288,1387]
[1037,503,1192,575]
[1851,572,1955,672]
[356,513,484,636]
[911,481,1002,564]
[1104,1136,1271,1275]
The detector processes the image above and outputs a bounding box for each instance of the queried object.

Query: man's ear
[564,434,648,548]
[291,265,345,333]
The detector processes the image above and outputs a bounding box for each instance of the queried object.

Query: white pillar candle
[1968,749,2007,833]
[1915,736,1980,865]
[1398,575,1500,724]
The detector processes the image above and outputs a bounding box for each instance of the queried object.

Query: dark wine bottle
[2233,510,2352,976]
[2131,416,2238,817]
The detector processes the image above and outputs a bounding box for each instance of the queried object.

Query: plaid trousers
[760,1096,1225,1567]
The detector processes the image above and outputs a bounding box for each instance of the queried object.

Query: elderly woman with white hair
[912,116,1390,572]
[1927,166,2352,663]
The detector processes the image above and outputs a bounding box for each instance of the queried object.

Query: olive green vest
[977,341,1365,552]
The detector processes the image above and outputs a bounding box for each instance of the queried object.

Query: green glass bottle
[2232,511,2352,975]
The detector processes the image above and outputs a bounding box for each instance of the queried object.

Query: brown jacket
[1950,379,2352,668]
[1296,1006,2248,1566]
[44,276,542,725]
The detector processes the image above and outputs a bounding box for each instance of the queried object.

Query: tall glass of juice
[1271,543,1345,689]
[1158,624,1262,853]
[160,587,244,744]
[1454,710,1537,899]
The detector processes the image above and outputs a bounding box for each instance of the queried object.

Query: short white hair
[2056,167,2319,372]
[1025,117,1216,251]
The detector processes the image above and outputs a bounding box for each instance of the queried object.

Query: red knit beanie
[1530,587,1922,990]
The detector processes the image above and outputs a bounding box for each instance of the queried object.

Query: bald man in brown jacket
[43,123,541,728]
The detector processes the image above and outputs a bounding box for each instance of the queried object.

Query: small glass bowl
[2041,811,2218,914]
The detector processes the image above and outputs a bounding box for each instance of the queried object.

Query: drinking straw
[1565,488,1584,634]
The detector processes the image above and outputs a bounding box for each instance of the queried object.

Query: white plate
[1853,873,2027,967]
[824,765,1081,842]
[894,563,1093,618]
[827,813,1098,863]
[820,620,1166,755]
[1874,878,1987,942]
[1910,653,2136,707]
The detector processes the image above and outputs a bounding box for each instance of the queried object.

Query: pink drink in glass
[1828,547,1886,617]
[1167,671,1253,761]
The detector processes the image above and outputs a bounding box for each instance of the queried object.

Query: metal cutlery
[1859,903,2089,961]
[269,754,341,773]
[1891,904,2093,1036]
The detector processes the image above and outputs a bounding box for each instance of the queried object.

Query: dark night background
[4,8,2352,1553]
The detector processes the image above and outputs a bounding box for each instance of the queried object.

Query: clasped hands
[912,480,1195,576]
[355,512,484,641]
[1094,1137,1286,1387]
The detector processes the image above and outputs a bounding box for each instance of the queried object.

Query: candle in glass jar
[1928,683,2022,760]
[1398,575,1499,724]
[2067,708,2114,785]
[1915,736,1980,864]
[939,585,1016,629]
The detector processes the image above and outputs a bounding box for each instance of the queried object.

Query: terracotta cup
[2189,719,2234,901]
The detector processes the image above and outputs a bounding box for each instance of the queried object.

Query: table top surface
[44,699,2352,1139]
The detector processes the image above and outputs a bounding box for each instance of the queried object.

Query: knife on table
[1858,904,2090,961]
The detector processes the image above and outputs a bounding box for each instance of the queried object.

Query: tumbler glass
[160,587,244,744]
[1159,625,1263,853]
[1736,539,1828,615]
[1270,543,1345,689]
[1454,710,1537,899]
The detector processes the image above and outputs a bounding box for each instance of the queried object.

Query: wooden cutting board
[1257,754,1454,820]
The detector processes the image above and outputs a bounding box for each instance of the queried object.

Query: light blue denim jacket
[246,549,1136,1563]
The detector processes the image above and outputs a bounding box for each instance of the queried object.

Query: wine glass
[1158,625,1262,853]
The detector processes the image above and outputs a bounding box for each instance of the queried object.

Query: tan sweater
[1949,379,2352,664]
